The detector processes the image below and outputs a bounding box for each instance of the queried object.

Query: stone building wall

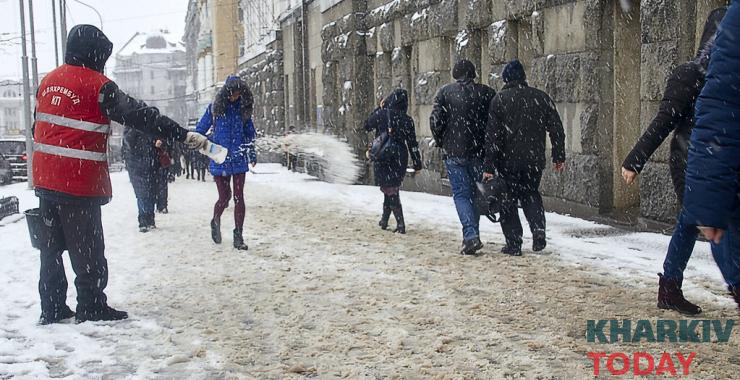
[230,0,731,228]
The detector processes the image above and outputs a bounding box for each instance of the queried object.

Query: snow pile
[282,133,362,185]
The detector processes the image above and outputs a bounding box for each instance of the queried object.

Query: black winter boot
[501,244,522,256]
[379,196,392,230]
[461,238,484,255]
[729,284,740,311]
[75,305,128,323]
[211,219,222,244]
[657,273,702,315]
[532,230,546,252]
[39,305,75,325]
[233,229,248,250]
[390,195,406,234]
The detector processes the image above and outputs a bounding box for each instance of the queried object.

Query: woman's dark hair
[212,75,254,122]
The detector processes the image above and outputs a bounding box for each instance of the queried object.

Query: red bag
[157,148,172,168]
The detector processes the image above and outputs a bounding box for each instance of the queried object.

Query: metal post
[59,0,67,58]
[19,0,34,188]
[29,0,39,91]
[52,0,59,66]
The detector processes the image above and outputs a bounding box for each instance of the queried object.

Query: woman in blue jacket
[196,76,256,250]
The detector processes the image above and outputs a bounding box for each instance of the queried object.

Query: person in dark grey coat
[364,89,422,234]
[483,59,565,256]
[123,127,160,232]
[431,59,496,255]
[621,8,726,315]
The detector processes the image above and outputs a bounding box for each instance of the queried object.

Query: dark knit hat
[452,59,477,80]
[502,59,526,83]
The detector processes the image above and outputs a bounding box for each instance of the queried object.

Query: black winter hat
[65,25,113,73]
[452,59,477,80]
[502,59,526,83]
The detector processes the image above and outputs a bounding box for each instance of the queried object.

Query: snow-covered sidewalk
[0,164,737,379]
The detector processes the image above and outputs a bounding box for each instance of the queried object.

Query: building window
[151,71,155,79]
[151,86,155,95]
[238,7,244,22]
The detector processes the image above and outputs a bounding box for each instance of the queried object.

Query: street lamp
[71,0,103,30]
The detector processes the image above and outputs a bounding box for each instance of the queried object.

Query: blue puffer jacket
[684,2,740,229]
[195,100,257,176]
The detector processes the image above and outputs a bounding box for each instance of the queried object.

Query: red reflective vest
[33,64,112,197]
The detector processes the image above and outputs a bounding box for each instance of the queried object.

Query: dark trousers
[214,173,246,230]
[499,169,545,248]
[38,198,108,316]
[155,169,168,211]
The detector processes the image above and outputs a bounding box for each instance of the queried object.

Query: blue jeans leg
[445,158,481,242]
[662,210,699,281]
[136,197,155,217]
[711,218,740,287]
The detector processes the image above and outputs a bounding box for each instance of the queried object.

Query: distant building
[113,30,188,130]
[184,0,242,124]
[0,80,25,137]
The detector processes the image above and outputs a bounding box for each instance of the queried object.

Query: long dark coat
[622,8,725,202]
[364,89,422,187]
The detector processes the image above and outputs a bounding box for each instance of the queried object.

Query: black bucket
[24,208,66,251]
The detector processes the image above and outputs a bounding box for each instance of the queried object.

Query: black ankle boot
[657,274,702,315]
[211,219,222,244]
[233,229,248,250]
[75,305,128,323]
[532,230,546,252]
[39,305,75,325]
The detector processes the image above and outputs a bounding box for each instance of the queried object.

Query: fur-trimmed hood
[212,75,254,123]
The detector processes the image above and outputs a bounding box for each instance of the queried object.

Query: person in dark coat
[683,2,740,311]
[430,59,496,255]
[483,59,565,256]
[195,75,256,250]
[621,8,726,315]
[364,89,422,234]
[154,139,171,213]
[33,25,209,325]
[123,127,160,232]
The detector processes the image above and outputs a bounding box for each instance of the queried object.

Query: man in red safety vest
[33,25,209,324]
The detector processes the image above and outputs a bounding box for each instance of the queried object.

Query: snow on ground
[0,164,737,379]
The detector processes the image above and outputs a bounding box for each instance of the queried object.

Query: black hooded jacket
[36,25,189,205]
[484,80,565,174]
[430,63,496,160]
[364,89,422,187]
[622,8,726,202]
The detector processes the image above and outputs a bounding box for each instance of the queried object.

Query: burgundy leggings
[214,173,246,230]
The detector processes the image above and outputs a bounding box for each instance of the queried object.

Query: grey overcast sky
[0,0,190,80]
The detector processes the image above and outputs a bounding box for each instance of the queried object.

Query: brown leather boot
[657,273,702,315]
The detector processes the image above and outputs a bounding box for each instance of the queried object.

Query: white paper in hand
[200,141,228,164]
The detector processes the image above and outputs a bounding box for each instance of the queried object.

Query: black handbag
[368,110,395,162]
[475,176,512,223]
